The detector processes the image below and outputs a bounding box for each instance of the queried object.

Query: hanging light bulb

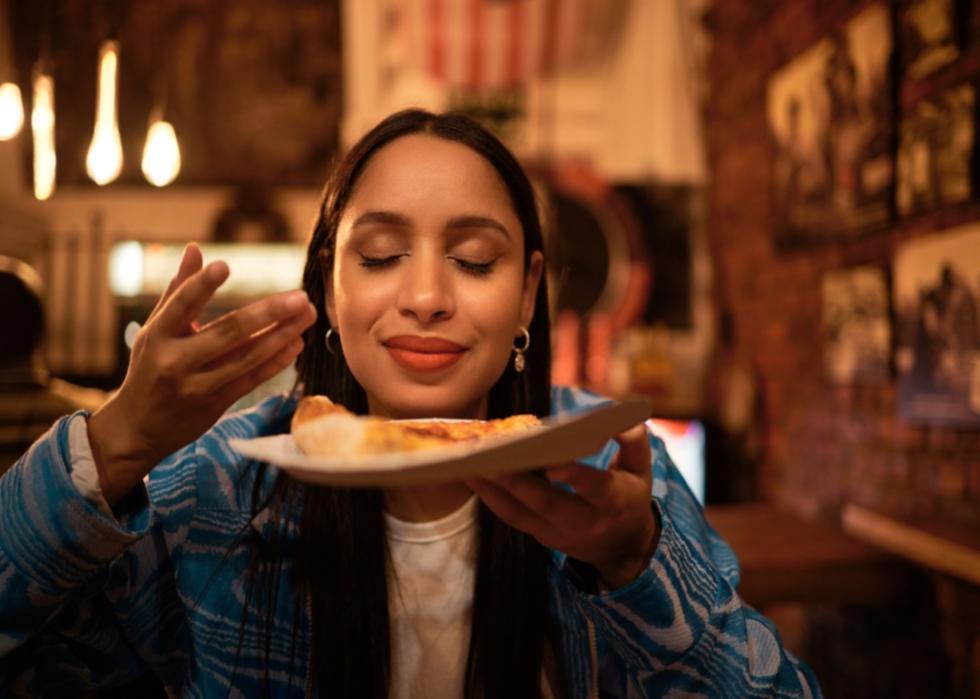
[0,82,24,140]
[141,107,180,186]
[32,71,55,200]
[85,40,123,185]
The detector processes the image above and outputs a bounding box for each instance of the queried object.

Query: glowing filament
[0,82,24,140]
[85,41,123,185]
[31,73,55,200]
[141,112,181,186]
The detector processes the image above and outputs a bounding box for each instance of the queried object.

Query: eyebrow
[446,215,512,240]
[351,210,412,229]
[350,210,512,240]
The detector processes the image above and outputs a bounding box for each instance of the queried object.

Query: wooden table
[842,504,980,587]
[705,503,918,607]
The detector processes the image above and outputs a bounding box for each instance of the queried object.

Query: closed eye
[451,257,496,276]
[359,254,405,269]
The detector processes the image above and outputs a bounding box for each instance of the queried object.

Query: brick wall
[705,2,980,695]
[705,0,980,522]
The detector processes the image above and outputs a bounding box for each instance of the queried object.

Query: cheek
[464,276,526,339]
[333,269,392,331]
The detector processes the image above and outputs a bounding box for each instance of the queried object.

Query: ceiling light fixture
[0,81,24,140]
[141,107,180,186]
[31,67,55,200]
[85,40,123,185]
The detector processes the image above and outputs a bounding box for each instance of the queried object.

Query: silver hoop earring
[512,327,530,373]
[324,327,339,356]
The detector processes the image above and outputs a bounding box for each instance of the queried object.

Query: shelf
[705,504,914,606]
[842,505,980,588]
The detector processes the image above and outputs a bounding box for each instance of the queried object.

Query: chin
[371,381,489,419]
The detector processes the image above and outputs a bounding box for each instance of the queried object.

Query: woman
[0,110,820,698]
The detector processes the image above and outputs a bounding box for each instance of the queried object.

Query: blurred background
[0,1,979,697]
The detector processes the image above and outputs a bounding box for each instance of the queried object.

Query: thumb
[611,424,651,477]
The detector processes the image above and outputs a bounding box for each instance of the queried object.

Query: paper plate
[230,398,651,486]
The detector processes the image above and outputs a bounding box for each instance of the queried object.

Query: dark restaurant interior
[1,0,979,697]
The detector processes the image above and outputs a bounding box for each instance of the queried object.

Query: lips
[385,336,466,353]
[383,335,467,372]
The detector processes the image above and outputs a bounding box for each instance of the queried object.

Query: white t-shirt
[385,499,558,699]
[385,496,480,699]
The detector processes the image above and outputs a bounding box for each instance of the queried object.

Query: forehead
[346,134,516,215]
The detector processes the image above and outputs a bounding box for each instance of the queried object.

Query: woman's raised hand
[87,243,317,505]
[466,425,659,590]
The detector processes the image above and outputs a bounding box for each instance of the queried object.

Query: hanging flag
[388,0,601,91]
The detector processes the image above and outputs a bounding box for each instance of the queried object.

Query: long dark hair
[244,110,553,699]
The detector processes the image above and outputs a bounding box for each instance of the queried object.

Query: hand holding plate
[466,424,659,590]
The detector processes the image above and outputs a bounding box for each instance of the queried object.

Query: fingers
[187,290,314,365]
[469,471,593,535]
[156,261,231,335]
[611,425,651,477]
[197,303,316,386]
[466,477,550,539]
[176,243,203,287]
[147,244,203,323]
[545,463,614,506]
[470,460,656,567]
[216,337,305,406]
[492,472,593,522]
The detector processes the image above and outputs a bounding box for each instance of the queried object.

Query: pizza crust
[290,395,541,458]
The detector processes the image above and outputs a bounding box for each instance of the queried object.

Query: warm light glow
[0,82,24,140]
[109,241,145,297]
[141,113,181,186]
[85,41,123,185]
[108,241,304,297]
[123,321,142,349]
[31,73,55,200]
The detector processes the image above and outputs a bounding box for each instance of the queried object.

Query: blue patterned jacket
[0,386,821,698]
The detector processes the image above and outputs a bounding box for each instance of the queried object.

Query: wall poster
[768,3,894,246]
[896,83,976,216]
[821,266,892,384]
[893,224,980,426]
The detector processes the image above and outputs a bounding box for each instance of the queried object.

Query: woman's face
[325,134,543,419]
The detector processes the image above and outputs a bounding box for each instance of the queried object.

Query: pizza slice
[291,395,542,458]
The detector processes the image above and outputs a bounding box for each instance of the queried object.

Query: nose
[395,253,455,324]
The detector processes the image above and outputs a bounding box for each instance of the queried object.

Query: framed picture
[896,83,976,216]
[893,224,980,427]
[767,3,894,246]
[821,266,892,384]
[899,0,969,81]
